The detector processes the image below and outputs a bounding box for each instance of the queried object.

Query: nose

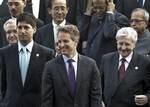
[58,41,64,47]
[121,44,126,50]
[57,8,63,14]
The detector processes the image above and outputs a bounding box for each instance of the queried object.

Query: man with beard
[0,0,44,48]
[78,0,129,65]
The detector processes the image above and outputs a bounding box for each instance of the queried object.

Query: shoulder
[102,51,118,60]
[34,42,54,54]
[37,23,52,33]
[114,11,129,26]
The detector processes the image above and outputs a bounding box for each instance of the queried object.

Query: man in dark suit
[116,0,150,30]
[0,0,10,18]
[41,25,102,107]
[100,27,150,107]
[78,0,129,64]
[0,0,44,48]
[35,0,69,51]
[24,0,49,24]
[0,12,54,107]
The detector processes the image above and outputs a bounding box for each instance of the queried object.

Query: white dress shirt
[32,0,40,18]
[52,20,66,43]
[63,52,78,79]
[118,52,133,71]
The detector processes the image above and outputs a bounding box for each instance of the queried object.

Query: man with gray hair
[130,8,150,58]
[100,27,150,107]
[3,18,18,45]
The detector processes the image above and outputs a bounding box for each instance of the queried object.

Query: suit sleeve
[90,60,102,107]
[41,62,54,107]
[144,62,150,106]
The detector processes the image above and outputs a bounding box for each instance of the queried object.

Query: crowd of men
[0,0,150,107]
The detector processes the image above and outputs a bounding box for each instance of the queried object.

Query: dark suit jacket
[41,54,102,107]
[0,15,44,48]
[0,42,54,107]
[24,0,49,24]
[116,0,150,30]
[100,52,150,107]
[78,12,129,65]
[34,22,69,50]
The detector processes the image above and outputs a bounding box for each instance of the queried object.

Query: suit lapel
[9,44,23,89]
[23,43,41,87]
[75,55,84,96]
[112,53,139,96]
[108,53,120,98]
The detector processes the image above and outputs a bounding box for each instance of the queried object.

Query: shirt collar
[18,40,34,53]
[63,52,78,63]
[52,19,66,28]
[119,52,133,63]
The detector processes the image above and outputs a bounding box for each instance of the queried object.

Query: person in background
[35,0,69,54]
[3,18,18,44]
[78,0,129,64]
[130,8,150,58]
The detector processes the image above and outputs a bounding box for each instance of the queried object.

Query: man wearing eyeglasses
[130,8,150,58]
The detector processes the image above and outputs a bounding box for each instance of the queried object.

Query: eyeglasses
[130,19,145,23]
[7,2,20,7]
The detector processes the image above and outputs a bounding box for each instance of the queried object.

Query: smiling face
[57,31,77,58]
[117,36,135,57]
[17,21,36,46]
[5,23,18,44]
[50,0,68,24]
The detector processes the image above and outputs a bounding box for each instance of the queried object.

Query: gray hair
[3,18,16,31]
[132,8,149,21]
[116,27,138,43]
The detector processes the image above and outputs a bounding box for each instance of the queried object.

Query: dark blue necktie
[67,59,76,96]
[138,0,143,8]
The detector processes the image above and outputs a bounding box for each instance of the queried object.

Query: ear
[33,27,37,34]
[47,8,52,15]
[23,0,27,7]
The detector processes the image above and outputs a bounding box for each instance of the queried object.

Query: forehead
[6,24,16,29]
[8,0,23,2]
[92,0,106,6]
[52,2,67,8]
[17,21,32,27]
[58,32,71,39]
[117,36,133,43]
[131,11,144,19]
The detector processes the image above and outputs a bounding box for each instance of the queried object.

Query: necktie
[20,47,28,85]
[138,0,143,8]
[118,58,126,80]
[67,59,76,96]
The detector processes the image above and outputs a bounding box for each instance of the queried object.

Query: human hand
[107,0,115,12]
[135,95,148,106]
